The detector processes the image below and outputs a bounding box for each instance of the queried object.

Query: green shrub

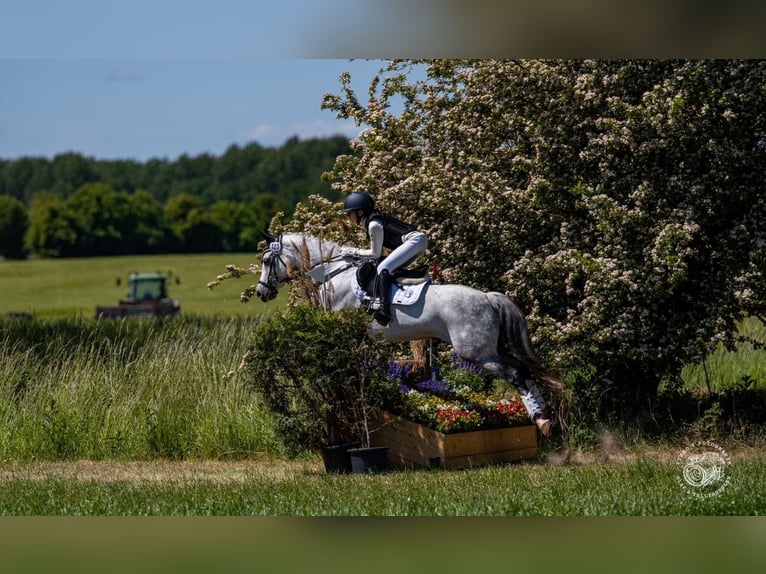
[241,305,395,454]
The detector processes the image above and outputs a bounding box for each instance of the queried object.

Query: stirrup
[362,296,383,313]
[361,297,390,325]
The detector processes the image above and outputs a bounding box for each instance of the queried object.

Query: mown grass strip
[1,457,763,516]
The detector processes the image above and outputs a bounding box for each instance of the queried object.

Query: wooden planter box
[370,411,537,469]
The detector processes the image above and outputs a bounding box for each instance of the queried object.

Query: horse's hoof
[535,417,552,436]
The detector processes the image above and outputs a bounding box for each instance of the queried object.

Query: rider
[341,191,428,325]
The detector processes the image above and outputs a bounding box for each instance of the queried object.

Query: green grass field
[681,317,766,392]
[1,255,765,517]
[1,453,764,515]
[0,316,284,461]
[0,311,763,516]
[2,254,763,393]
[0,253,287,318]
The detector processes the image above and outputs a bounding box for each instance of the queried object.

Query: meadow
[0,252,285,318]
[0,315,283,461]
[1,454,764,515]
[1,255,765,516]
[681,316,766,392]
[0,310,763,515]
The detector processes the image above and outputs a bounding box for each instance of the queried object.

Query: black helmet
[343,191,375,214]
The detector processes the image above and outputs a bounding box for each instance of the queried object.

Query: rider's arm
[355,219,384,259]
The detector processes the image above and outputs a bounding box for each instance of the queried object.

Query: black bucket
[347,446,389,474]
[320,442,361,473]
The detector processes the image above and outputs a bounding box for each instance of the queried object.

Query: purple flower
[386,358,413,382]
[450,353,483,374]
[413,380,450,393]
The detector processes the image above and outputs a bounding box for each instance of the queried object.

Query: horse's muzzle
[257,282,277,302]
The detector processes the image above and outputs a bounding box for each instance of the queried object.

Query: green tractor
[96,272,181,318]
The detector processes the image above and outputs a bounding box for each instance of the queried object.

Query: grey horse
[255,232,561,435]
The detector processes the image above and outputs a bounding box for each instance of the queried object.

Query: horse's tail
[487,292,565,397]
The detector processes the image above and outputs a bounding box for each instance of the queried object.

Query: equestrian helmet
[343,191,375,214]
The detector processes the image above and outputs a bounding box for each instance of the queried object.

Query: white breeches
[377,231,428,274]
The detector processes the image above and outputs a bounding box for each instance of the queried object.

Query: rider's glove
[339,247,359,258]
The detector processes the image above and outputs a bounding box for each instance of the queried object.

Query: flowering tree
[315,60,766,405]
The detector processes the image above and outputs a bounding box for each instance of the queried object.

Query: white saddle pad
[390,280,430,306]
[352,279,430,307]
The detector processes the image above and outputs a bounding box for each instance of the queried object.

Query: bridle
[258,232,360,301]
[258,235,289,301]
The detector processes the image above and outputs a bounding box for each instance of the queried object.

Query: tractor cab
[127,273,169,302]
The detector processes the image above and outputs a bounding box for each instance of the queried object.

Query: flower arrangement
[393,380,528,433]
[383,356,530,434]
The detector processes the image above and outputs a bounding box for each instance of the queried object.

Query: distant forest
[0,136,351,259]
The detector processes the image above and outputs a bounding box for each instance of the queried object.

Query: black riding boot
[374,269,393,326]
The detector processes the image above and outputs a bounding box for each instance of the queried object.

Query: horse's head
[255,231,346,302]
[255,232,291,302]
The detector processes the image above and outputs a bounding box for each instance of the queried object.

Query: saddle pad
[352,278,430,307]
[390,280,430,306]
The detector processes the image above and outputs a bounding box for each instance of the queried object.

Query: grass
[0,453,764,515]
[0,316,283,460]
[0,252,287,317]
[1,257,765,519]
[681,317,766,392]
[0,314,762,516]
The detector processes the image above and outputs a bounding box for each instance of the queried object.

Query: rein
[311,260,355,282]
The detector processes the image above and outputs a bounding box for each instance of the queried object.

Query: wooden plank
[443,425,537,458]
[370,412,444,468]
[371,433,439,468]
[374,411,444,447]
[371,411,537,469]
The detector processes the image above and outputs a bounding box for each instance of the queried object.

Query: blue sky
[0,1,397,161]
[4,1,747,162]
[0,58,387,161]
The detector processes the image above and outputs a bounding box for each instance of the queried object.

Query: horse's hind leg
[480,354,551,436]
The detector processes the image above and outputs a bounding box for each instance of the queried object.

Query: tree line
[0,135,351,259]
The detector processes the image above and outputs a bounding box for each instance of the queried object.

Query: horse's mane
[280,232,345,260]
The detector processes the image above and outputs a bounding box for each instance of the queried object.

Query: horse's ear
[261,229,275,242]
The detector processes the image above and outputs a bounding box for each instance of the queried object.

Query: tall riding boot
[374,269,393,326]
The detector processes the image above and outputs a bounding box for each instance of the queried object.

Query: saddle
[355,261,429,298]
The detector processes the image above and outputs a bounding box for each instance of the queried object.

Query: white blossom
[312,59,766,394]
